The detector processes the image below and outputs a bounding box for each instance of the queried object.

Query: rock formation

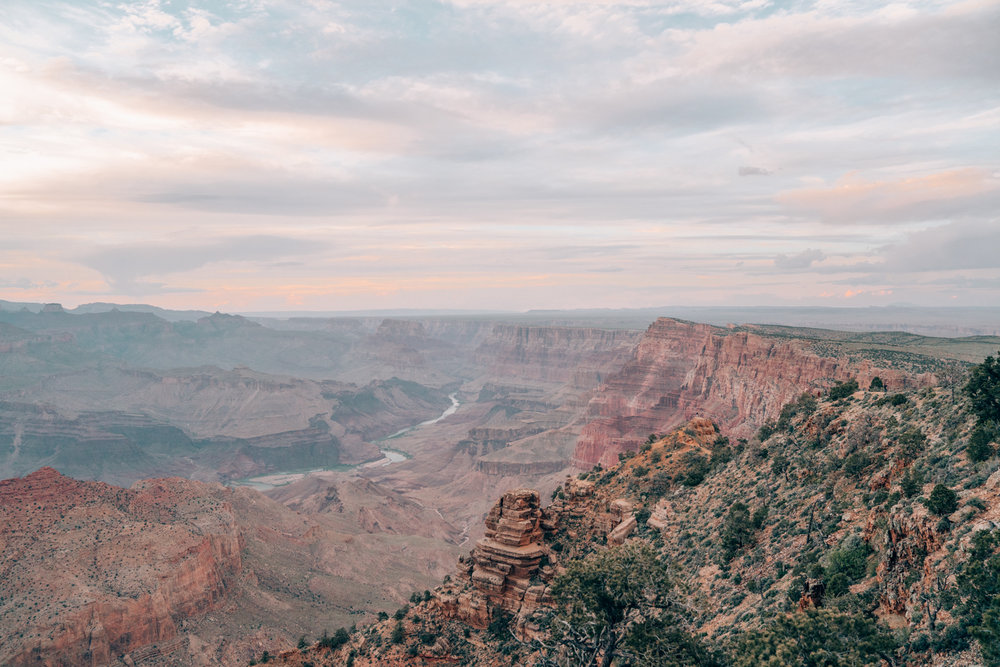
[0,467,459,666]
[0,467,244,666]
[438,489,555,635]
[575,318,934,467]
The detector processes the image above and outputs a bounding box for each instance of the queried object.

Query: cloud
[79,235,326,294]
[677,1,1000,81]
[1,0,998,310]
[777,168,1000,224]
[0,278,58,290]
[878,220,1000,272]
[774,248,825,270]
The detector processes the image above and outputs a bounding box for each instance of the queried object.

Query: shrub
[925,484,958,516]
[710,436,731,466]
[967,425,997,463]
[796,392,818,415]
[900,468,923,497]
[770,454,789,477]
[646,471,672,498]
[721,502,754,560]
[886,393,908,406]
[825,534,871,592]
[681,453,710,486]
[318,628,350,650]
[730,609,898,666]
[757,421,776,441]
[964,352,1000,424]
[957,531,1000,662]
[829,379,860,401]
[898,427,927,458]
[843,451,871,478]
[548,542,717,667]
[488,611,512,640]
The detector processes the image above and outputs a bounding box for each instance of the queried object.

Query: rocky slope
[0,468,243,665]
[574,318,952,468]
[270,372,1000,666]
[0,468,461,666]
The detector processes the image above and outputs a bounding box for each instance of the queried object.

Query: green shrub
[710,436,731,467]
[681,453,710,486]
[965,352,1000,424]
[925,484,958,516]
[729,609,898,666]
[900,468,924,497]
[843,451,871,478]
[898,427,927,459]
[646,471,672,498]
[829,379,859,401]
[721,502,754,560]
[318,628,350,650]
[967,425,997,463]
[757,421,776,441]
[825,534,871,593]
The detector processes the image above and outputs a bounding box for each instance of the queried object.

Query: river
[231,391,460,490]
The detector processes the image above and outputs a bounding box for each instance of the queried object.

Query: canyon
[0,302,997,664]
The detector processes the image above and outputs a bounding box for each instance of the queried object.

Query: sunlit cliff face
[1,0,998,311]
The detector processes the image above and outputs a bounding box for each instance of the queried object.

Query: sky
[0,0,998,312]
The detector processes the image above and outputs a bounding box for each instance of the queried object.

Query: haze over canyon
[1,300,999,664]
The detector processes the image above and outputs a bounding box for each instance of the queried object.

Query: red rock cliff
[0,468,244,666]
[574,318,926,467]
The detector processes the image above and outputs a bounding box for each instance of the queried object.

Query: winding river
[231,392,461,491]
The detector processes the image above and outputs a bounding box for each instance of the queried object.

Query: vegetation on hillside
[269,352,1000,666]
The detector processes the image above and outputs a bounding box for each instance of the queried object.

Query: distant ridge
[0,299,211,322]
[1,298,998,336]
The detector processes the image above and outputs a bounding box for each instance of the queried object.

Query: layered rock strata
[0,468,244,666]
[474,326,641,387]
[575,318,931,467]
[439,489,555,636]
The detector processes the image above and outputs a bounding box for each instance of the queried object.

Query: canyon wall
[0,468,244,666]
[574,318,932,468]
[474,325,641,388]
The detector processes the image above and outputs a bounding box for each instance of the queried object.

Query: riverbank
[229,392,460,490]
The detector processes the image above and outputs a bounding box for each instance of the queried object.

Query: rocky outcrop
[438,490,555,635]
[470,490,546,605]
[575,318,930,467]
[867,508,943,618]
[0,468,244,666]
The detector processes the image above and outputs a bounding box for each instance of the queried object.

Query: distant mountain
[0,299,211,320]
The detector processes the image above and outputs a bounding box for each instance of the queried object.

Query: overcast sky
[1,0,998,312]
